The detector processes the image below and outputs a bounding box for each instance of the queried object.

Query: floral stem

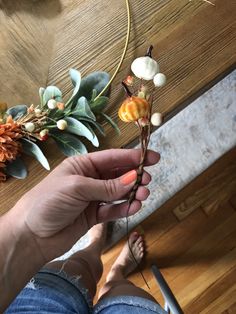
[128,90,154,205]
[145,45,154,58]
[122,81,133,97]
[43,125,57,129]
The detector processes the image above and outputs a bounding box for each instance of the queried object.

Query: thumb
[77,170,137,202]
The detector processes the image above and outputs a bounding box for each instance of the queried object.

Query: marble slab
[57,70,236,260]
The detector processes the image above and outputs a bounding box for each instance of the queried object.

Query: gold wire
[94,0,131,101]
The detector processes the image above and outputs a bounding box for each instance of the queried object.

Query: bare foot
[107,232,145,281]
[88,223,107,252]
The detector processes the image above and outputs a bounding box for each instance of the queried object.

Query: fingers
[84,149,160,175]
[75,166,153,203]
[101,167,152,183]
[120,185,150,202]
[85,183,150,225]
[74,170,138,202]
[116,172,151,200]
[140,171,151,185]
[96,200,142,223]
[135,186,150,201]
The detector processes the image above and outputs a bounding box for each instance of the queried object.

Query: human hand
[11,149,160,262]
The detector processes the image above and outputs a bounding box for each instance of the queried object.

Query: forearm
[0,206,45,312]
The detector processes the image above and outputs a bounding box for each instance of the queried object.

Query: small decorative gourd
[118,96,150,122]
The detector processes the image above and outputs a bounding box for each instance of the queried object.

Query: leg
[45,223,106,299]
[98,232,157,303]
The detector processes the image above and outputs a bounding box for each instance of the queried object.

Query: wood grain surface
[96,147,236,312]
[0,0,235,211]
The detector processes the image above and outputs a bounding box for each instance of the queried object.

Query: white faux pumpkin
[131,56,159,80]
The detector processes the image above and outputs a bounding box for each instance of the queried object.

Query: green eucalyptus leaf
[64,117,95,144]
[21,138,50,170]
[70,69,81,97]
[50,131,87,156]
[90,96,109,113]
[91,89,97,101]
[66,69,82,107]
[6,105,27,120]
[43,86,62,106]
[71,97,96,121]
[5,157,28,179]
[83,122,99,147]
[39,87,45,108]
[77,72,110,100]
[101,112,120,135]
[79,117,106,137]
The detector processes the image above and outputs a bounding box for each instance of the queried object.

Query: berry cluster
[118,45,166,128]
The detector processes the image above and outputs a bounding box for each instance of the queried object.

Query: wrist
[0,205,45,310]
[7,202,46,267]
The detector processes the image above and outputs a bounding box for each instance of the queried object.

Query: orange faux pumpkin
[118,96,150,122]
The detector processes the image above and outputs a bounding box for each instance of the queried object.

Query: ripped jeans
[5,267,167,314]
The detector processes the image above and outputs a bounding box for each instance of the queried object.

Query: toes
[129,232,139,244]
[133,236,145,253]
[136,237,145,251]
[136,235,142,243]
[137,249,144,261]
[138,242,143,249]
[128,233,145,258]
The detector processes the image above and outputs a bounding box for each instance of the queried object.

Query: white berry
[151,112,163,126]
[57,119,67,130]
[39,129,49,137]
[153,73,167,87]
[131,56,159,81]
[47,99,57,109]
[34,108,42,116]
[25,122,35,133]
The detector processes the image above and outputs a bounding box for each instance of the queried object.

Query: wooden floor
[96,147,236,313]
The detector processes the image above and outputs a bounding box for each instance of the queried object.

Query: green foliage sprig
[0,69,120,180]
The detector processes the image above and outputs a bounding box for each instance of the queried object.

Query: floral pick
[118,45,166,288]
[0,70,120,181]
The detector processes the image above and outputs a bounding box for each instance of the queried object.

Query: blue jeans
[5,268,167,314]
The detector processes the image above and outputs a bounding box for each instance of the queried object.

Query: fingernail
[149,151,161,164]
[121,170,137,185]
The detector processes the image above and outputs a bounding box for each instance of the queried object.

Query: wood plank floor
[96,147,236,313]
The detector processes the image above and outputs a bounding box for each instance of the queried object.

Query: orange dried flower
[0,116,23,168]
[124,75,134,86]
[57,102,65,110]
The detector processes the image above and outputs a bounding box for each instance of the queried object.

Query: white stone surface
[57,70,236,260]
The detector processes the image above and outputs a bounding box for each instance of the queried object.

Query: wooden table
[0,0,235,213]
